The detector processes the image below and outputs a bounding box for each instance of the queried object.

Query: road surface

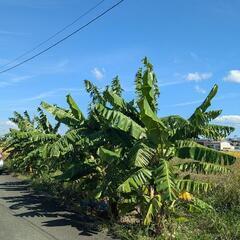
[0,172,113,240]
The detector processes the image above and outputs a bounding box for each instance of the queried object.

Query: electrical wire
[0,0,124,74]
[0,0,106,70]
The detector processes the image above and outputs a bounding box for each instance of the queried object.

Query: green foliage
[3,58,237,237]
[111,76,123,96]
[41,101,81,128]
[135,57,160,113]
[4,110,61,176]
[96,103,146,140]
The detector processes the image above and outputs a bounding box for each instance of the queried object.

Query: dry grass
[228,151,240,159]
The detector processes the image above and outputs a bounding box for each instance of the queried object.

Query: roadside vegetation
[2,58,239,239]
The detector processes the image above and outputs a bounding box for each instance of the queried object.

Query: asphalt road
[0,172,113,240]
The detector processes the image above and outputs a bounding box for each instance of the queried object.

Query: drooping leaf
[55,163,98,181]
[118,168,152,193]
[177,179,211,193]
[96,103,146,140]
[66,94,85,125]
[138,98,166,144]
[176,161,230,174]
[42,129,81,158]
[128,141,155,167]
[103,90,126,110]
[154,159,178,201]
[98,147,121,163]
[176,146,236,165]
[41,101,80,128]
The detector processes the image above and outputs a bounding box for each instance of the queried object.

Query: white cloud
[0,120,17,135]
[215,115,240,126]
[186,72,212,82]
[91,67,105,80]
[5,120,17,128]
[195,85,206,94]
[223,70,240,83]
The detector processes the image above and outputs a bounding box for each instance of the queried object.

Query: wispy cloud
[54,59,69,70]
[214,115,240,128]
[165,92,240,108]
[91,67,105,80]
[20,87,85,102]
[195,85,206,94]
[159,80,186,87]
[0,30,27,36]
[186,72,212,82]
[168,99,203,107]
[0,75,33,88]
[0,106,35,113]
[190,52,200,61]
[223,70,240,83]
[123,80,187,92]
[35,59,70,75]
[0,59,69,90]
[0,0,62,9]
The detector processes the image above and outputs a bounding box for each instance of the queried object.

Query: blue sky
[0,0,239,136]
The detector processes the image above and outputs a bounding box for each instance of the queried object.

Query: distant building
[220,141,235,151]
[227,138,240,151]
[198,139,235,151]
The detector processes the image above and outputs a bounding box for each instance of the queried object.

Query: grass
[111,157,240,240]
[5,156,240,240]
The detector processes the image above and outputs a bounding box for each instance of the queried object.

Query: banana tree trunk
[108,199,119,220]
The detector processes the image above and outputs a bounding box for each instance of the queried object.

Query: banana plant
[95,58,236,226]
[38,83,127,195]
[164,84,234,141]
[4,57,236,230]
[4,109,60,175]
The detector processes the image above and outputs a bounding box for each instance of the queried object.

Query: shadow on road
[0,175,110,237]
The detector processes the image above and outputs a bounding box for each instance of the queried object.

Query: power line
[0,0,124,74]
[0,0,106,70]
